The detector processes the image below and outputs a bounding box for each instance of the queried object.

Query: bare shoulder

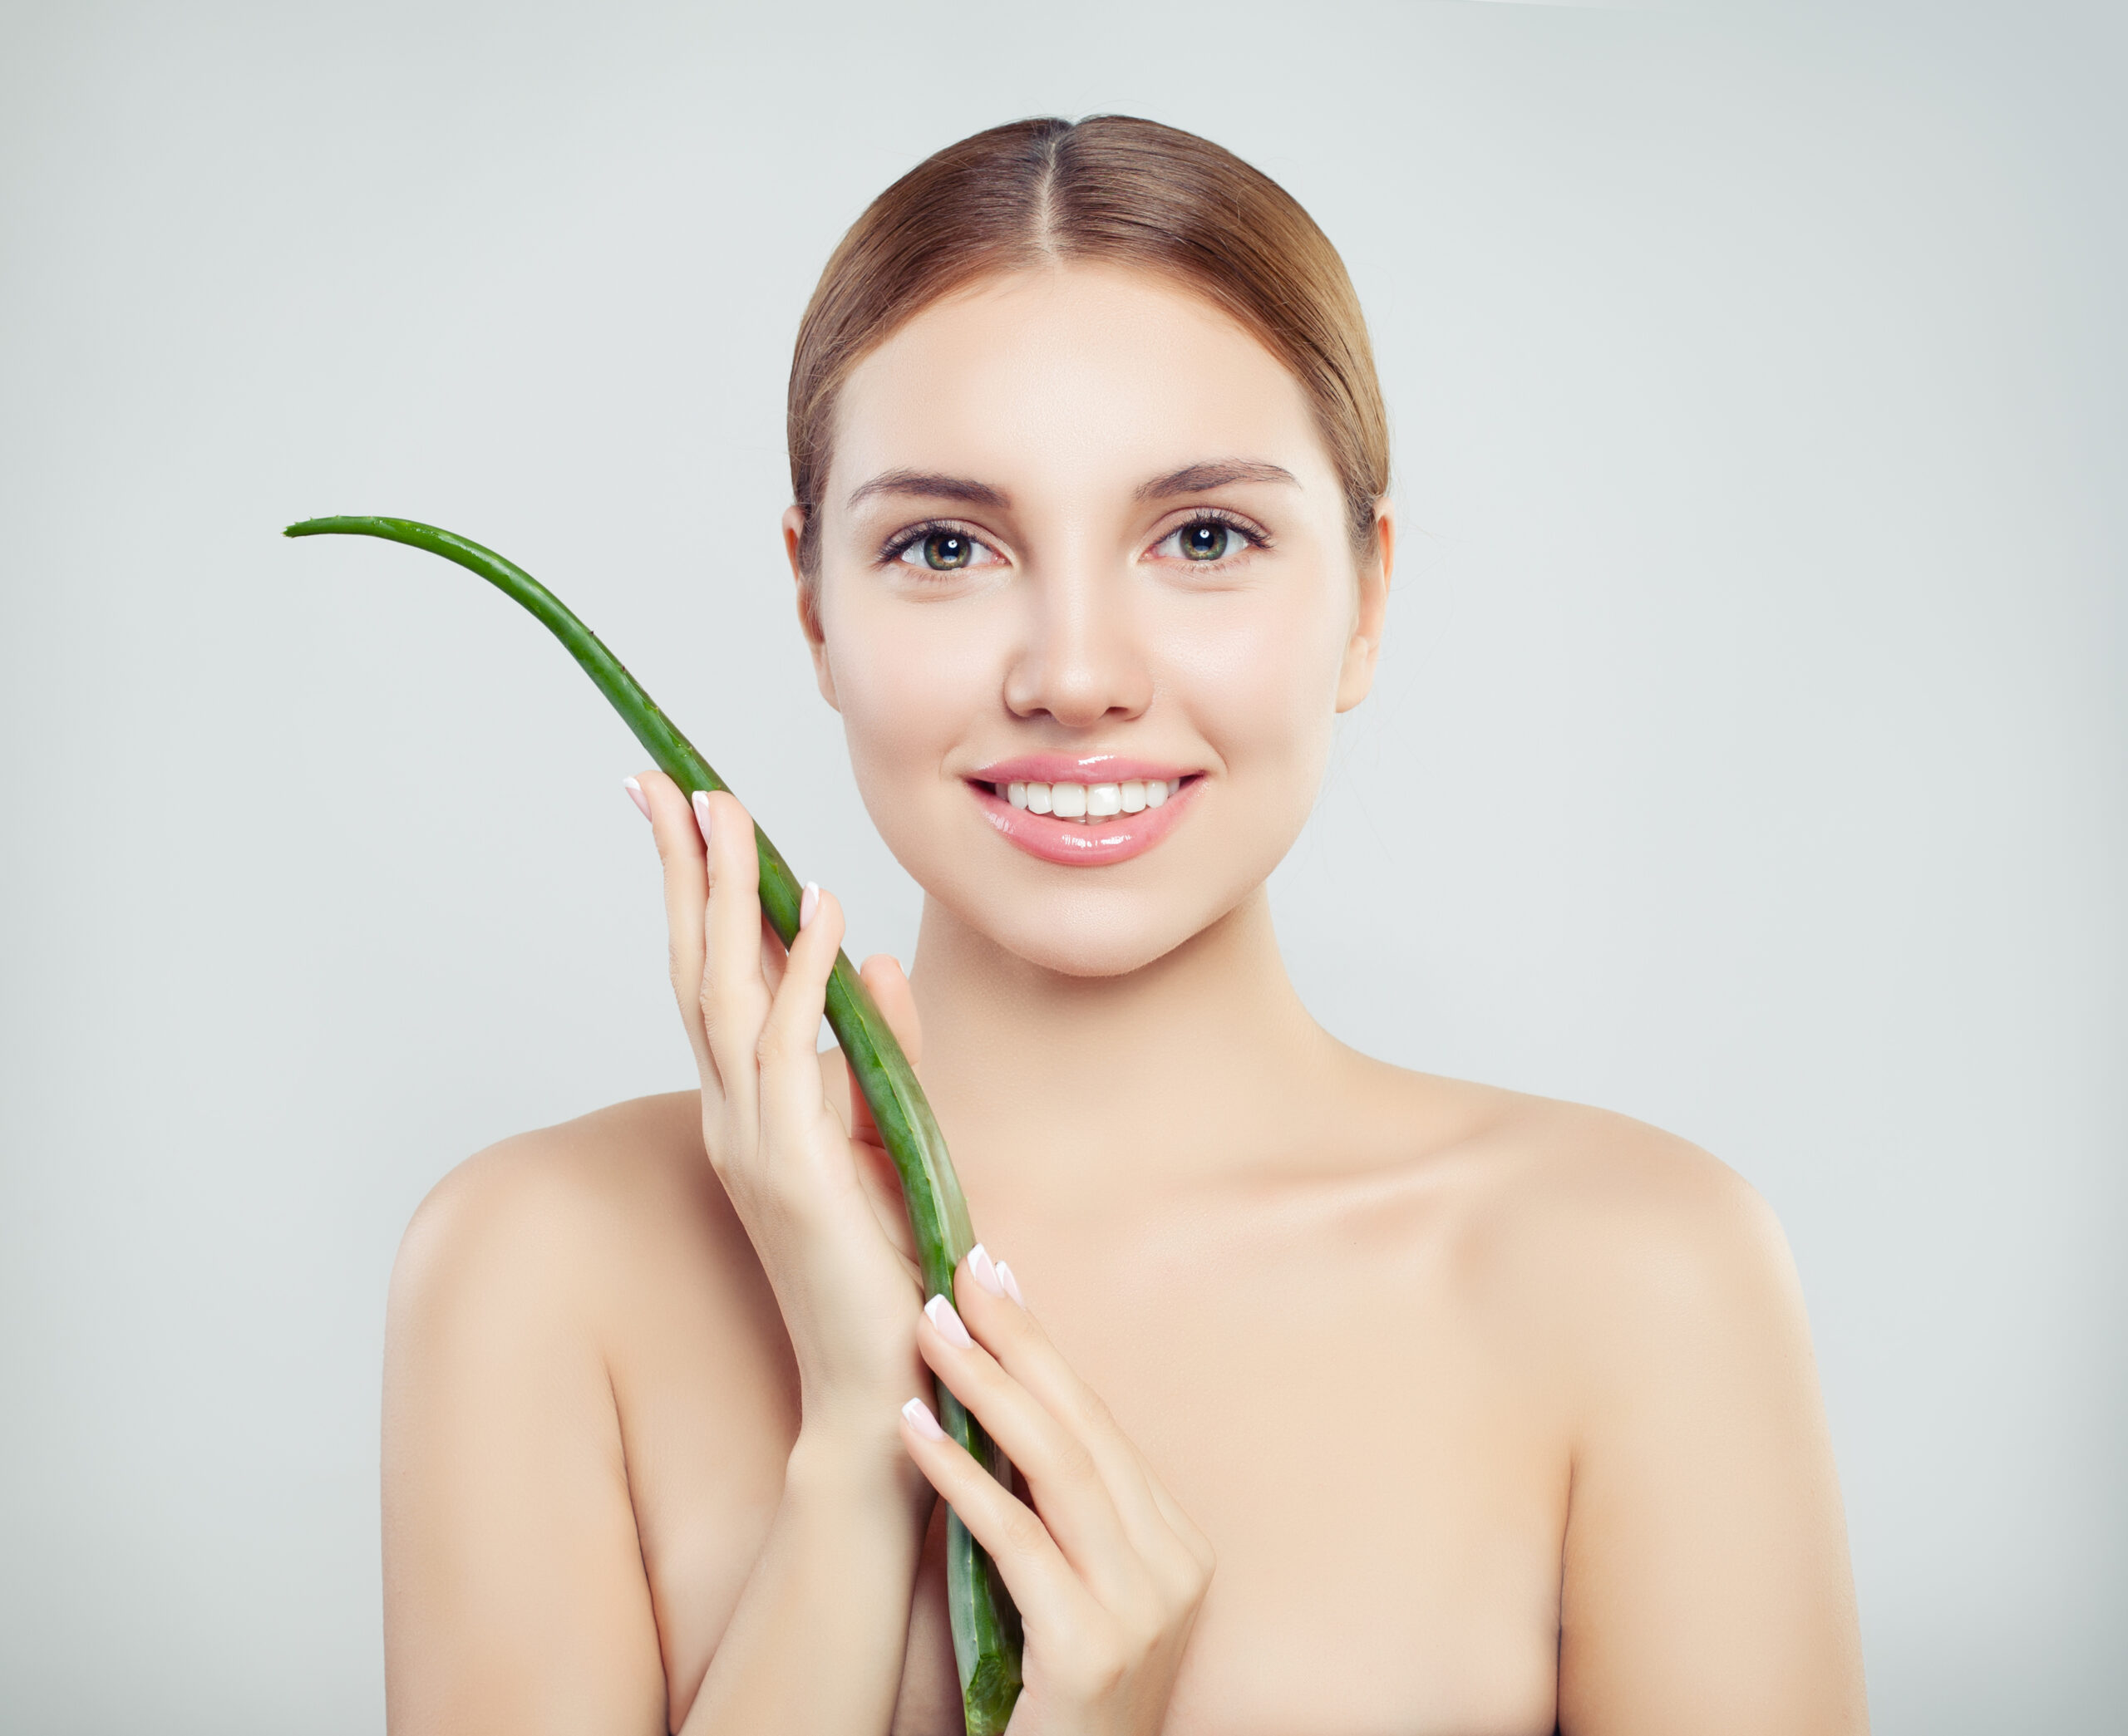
[382,1099,799,1732]
[1351,1060,1809,1380]
[397,1091,709,1289]
[388,1089,783,1391]
[1343,1077,1867,1726]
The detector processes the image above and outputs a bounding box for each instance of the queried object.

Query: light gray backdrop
[2,0,2120,1729]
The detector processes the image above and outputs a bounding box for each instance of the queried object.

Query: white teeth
[998,776,1186,820]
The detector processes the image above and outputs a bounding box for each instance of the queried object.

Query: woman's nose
[1002,563,1154,730]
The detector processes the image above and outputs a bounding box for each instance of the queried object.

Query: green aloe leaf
[286,514,1023,1734]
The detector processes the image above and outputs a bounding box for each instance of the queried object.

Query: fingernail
[800,882,821,929]
[692,790,713,848]
[995,1261,1026,1308]
[623,776,650,820]
[924,1293,975,1349]
[968,1243,1007,1299]
[902,1396,948,1441]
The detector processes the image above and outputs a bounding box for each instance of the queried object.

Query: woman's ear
[1335,499,1394,712]
[784,503,840,711]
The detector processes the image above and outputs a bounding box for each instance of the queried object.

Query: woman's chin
[1001,927,1187,980]
[925,880,1248,981]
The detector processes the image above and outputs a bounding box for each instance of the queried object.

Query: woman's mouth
[963,765,1202,866]
[995,776,1183,819]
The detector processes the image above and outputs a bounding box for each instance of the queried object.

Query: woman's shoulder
[397,1091,720,1272]
[1348,1059,1807,1362]
[387,1089,781,1382]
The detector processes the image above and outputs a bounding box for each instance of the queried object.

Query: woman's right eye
[894,527,1002,573]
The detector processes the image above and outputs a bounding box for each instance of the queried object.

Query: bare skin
[382,266,1869,1734]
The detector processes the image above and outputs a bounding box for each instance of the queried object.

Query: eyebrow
[1135,460,1300,501]
[845,458,1302,514]
[845,470,1012,511]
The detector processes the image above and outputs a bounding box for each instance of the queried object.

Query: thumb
[859,953,923,1068]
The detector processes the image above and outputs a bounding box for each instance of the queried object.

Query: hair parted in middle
[786,115,1390,582]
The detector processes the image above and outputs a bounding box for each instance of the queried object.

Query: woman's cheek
[1174,583,1347,799]
[826,596,998,850]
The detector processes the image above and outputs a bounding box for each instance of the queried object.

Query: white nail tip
[925,1294,974,1348]
[902,1396,948,1440]
[994,1261,1026,1307]
[968,1243,1007,1297]
[799,882,820,929]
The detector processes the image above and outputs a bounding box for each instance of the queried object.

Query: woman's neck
[906,888,1344,1197]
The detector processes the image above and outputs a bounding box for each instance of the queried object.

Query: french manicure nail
[623,776,650,820]
[968,1243,1007,1299]
[925,1294,975,1349]
[692,790,713,848]
[902,1396,948,1441]
[995,1261,1026,1307]
[800,882,821,929]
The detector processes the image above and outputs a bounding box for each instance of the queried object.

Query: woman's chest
[636,1237,1568,1735]
[904,1271,1564,1734]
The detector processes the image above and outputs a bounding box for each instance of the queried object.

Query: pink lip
[969,775,1202,867]
[969,753,1199,785]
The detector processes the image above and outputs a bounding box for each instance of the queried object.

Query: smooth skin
[382,264,1869,1734]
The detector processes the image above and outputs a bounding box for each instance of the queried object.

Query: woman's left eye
[894,528,1001,572]
[1155,519,1260,563]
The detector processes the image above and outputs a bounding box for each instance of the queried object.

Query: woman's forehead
[827,263,1334,511]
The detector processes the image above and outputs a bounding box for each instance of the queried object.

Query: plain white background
[1,0,2120,1728]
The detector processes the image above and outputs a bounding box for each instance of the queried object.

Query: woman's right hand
[632,773,933,1475]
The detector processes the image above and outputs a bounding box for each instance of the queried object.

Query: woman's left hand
[900,1248,1215,1736]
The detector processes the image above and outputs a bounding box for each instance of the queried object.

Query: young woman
[381,116,1869,1735]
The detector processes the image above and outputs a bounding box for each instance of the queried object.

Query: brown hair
[787,115,1390,579]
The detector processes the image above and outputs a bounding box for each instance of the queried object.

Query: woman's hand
[902,1252,1216,1735]
[633,773,931,1474]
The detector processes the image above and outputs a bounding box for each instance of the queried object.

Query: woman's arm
[382,1148,670,1734]
[381,1142,936,1736]
[1553,1149,1869,1735]
[383,772,953,1734]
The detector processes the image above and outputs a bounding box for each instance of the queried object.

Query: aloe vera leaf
[285,514,1023,1733]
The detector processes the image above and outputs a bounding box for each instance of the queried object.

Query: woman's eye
[1157,519,1258,563]
[895,528,997,572]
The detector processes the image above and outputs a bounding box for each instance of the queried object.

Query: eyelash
[878,518,989,567]
[877,509,1273,571]
[1153,508,1270,568]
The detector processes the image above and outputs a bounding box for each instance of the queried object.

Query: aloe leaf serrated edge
[285,514,1024,1734]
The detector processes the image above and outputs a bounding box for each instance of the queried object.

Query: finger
[898,1396,1095,1645]
[759,911,790,1000]
[755,881,849,1171]
[1127,1440,1218,1581]
[696,789,773,1136]
[916,1294,1147,1611]
[858,952,922,1066]
[634,770,715,1084]
[949,1260,1191,1581]
[844,954,919,1148]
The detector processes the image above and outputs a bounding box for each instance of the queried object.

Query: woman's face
[790,263,1389,978]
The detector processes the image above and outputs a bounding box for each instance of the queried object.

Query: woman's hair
[787,115,1390,581]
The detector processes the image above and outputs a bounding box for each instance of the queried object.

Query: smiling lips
[967,760,1200,866]
[1002,775,1181,818]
